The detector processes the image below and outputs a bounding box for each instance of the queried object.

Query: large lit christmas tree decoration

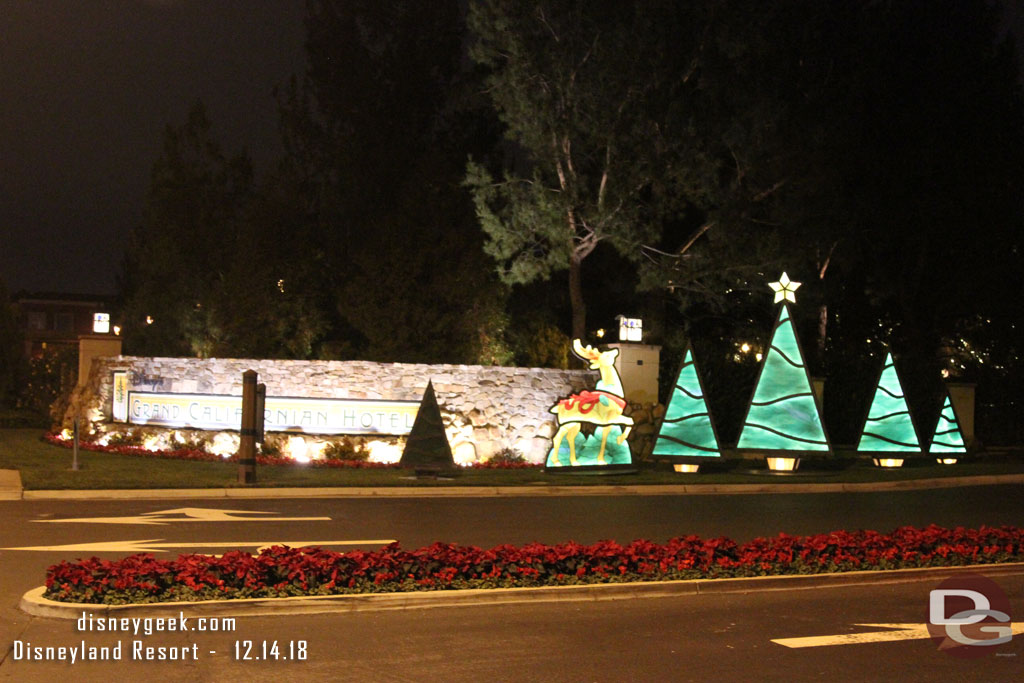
[929,393,967,456]
[652,346,721,461]
[855,351,922,455]
[736,274,830,455]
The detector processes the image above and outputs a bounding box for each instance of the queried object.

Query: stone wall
[64,356,594,464]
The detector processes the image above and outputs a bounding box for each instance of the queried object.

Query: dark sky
[0,0,306,296]
[2,1,1023,299]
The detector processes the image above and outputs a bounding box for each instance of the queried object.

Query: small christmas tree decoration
[399,380,455,472]
[737,274,829,456]
[856,351,922,455]
[653,346,721,460]
[929,393,968,456]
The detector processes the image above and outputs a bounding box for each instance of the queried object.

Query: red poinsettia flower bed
[44,525,1024,605]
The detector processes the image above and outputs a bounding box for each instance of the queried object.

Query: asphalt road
[1,486,1023,681]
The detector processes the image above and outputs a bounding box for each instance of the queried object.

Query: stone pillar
[77,335,123,387]
[607,343,661,404]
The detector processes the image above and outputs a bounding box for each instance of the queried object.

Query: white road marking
[2,538,396,553]
[31,507,330,525]
[772,622,1024,648]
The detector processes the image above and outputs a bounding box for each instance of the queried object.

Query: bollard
[237,370,258,484]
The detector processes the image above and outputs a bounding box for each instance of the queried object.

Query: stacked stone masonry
[65,356,594,464]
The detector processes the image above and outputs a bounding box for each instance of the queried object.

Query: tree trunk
[568,253,586,342]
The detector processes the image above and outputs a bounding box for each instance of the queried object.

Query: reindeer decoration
[548,339,634,466]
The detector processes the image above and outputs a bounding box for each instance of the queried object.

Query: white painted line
[772,622,1024,648]
[31,507,331,525]
[3,539,396,553]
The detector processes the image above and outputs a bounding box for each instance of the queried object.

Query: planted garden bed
[44,525,1024,605]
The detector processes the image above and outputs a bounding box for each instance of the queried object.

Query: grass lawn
[1,428,1023,490]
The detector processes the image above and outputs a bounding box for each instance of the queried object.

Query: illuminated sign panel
[126,392,418,435]
[112,372,129,422]
[617,316,642,342]
[93,312,110,334]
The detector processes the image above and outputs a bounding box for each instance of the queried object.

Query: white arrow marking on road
[772,622,1024,648]
[2,539,397,553]
[32,507,330,525]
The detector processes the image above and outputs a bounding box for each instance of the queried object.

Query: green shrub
[323,438,370,461]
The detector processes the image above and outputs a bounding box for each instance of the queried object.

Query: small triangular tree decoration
[929,392,968,455]
[652,345,721,459]
[399,380,455,471]
[856,351,922,454]
[737,273,830,453]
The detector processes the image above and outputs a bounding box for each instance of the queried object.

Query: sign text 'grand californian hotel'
[113,371,418,436]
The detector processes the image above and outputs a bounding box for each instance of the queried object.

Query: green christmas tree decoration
[652,346,721,458]
[399,380,455,471]
[737,274,829,453]
[929,393,967,454]
[856,351,921,453]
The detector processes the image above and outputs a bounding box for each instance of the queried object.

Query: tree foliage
[278,0,511,363]
[466,1,688,339]
[122,101,326,358]
[0,277,24,405]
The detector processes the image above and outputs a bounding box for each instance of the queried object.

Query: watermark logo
[927,574,1013,658]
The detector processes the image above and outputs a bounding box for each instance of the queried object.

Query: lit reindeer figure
[548,339,634,466]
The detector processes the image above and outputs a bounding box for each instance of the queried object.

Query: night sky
[0,1,306,296]
[2,1,1023,298]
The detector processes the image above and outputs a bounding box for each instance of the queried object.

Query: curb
[0,469,23,501]
[16,473,1024,500]
[21,562,1024,620]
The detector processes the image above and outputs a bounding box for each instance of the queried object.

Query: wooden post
[255,383,266,444]
[237,370,258,484]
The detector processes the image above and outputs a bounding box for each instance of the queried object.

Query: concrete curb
[0,469,23,500]
[21,562,1024,619]
[16,473,1024,500]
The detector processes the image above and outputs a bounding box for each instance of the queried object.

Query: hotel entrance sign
[124,391,418,436]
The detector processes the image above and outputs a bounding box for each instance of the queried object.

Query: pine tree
[653,346,721,458]
[856,351,921,453]
[737,274,829,452]
[929,394,967,455]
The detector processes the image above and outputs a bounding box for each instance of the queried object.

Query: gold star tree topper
[768,272,801,304]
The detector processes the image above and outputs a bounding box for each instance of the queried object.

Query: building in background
[12,292,117,357]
